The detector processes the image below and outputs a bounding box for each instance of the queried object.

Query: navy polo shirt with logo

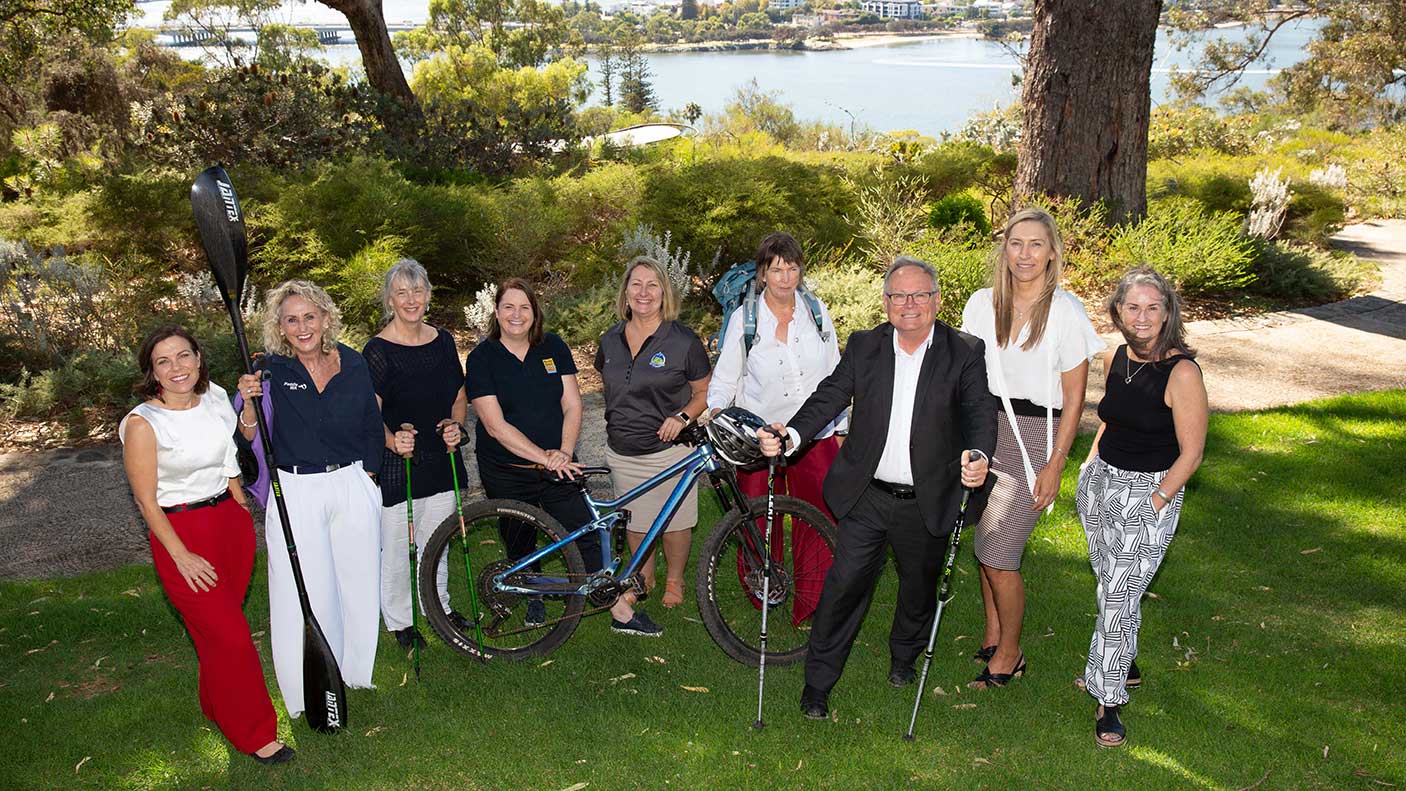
[263,343,385,476]
[465,333,577,465]
[594,320,711,456]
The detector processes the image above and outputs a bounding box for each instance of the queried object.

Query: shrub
[1248,240,1378,303]
[927,192,991,241]
[905,231,991,328]
[804,258,885,343]
[313,236,408,336]
[910,140,1003,199]
[552,162,647,285]
[545,280,620,347]
[1147,105,1253,159]
[1105,198,1255,294]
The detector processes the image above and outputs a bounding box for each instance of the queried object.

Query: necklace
[1124,353,1149,384]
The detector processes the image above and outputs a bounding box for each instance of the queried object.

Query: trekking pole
[753,428,785,730]
[904,460,981,741]
[444,424,489,661]
[400,423,421,681]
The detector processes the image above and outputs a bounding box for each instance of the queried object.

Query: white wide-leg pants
[265,462,381,719]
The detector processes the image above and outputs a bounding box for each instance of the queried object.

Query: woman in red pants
[119,325,292,765]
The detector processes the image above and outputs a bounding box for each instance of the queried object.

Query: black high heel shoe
[973,644,997,663]
[972,654,1026,688]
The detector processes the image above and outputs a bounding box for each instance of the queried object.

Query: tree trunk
[1014,0,1162,223]
[315,0,418,113]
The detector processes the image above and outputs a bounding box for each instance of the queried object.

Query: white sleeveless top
[118,382,241,507]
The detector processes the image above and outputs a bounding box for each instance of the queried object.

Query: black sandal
[971,654,1026,688]
[973,644,997,663]
[1095,704,1126,748]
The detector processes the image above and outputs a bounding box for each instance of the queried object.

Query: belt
[161,489,233,514]
[871,479,916,500]
[277,463,344,475]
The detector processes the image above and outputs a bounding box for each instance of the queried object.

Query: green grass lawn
[2,391,1403,791]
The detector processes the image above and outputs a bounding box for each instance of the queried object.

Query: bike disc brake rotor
[743,565,791,607]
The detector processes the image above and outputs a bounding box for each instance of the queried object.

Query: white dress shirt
[873,326,935,485]
[708,292,848,438]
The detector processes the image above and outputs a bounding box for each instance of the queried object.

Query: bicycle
[417,407,838,667]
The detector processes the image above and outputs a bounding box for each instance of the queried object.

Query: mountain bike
[417,411,837,667]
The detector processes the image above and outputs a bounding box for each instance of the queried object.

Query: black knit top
[1097,345,1198,473]
[363,327,468,507]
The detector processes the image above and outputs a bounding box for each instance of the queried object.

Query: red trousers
[150,496,277,755]
[736,435,839,625]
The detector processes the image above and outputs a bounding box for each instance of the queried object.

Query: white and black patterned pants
[1075,455,1184,706]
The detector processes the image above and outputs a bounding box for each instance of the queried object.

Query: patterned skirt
[973,410,1061,571]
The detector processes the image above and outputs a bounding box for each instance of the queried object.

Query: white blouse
[118,382,241,507]
[961,288,1105,409]
[707,292,848,439]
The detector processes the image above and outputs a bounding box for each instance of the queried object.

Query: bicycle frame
[490,436,754,596]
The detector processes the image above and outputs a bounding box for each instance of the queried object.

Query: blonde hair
[991,207,1065,350]
[261,279,343,356]
[614,256,680,322]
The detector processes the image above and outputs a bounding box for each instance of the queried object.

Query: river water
[132,1,1318,135]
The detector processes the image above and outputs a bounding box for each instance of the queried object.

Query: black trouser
[803,482,950,695]
[477,456,605,573]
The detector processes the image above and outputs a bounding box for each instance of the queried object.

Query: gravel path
[3,221,1403,580]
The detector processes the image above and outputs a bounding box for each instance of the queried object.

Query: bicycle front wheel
[696,495,837,667]
[419,498,586,662]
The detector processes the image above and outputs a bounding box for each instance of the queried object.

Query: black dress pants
[803,482,950,694]
[477,456,605,573]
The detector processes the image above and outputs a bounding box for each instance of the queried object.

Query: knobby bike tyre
[696,495,837,667]
[419,498,586,662]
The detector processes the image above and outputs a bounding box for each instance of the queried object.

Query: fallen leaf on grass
[931,686,946,696]
[1146,592,1161,600]
[608,673,636,684]
[75,756,91,773]
[120,589,141,598]
[92,656,108,669]
[539,660,555,668]
[1352,768,1396,787]
[795,760,803,770]
[953,703,977,710]
[974,757,991,765]
[1256,586,1272,592]
[680,685,709,693]
[1212,615,1224,621]
[681,616,703,624]
[1323,745,1329,759]
[365,726,387,737]
[26,640,58,655]
[399,672,408,687]
[45,692,54,703]
[479,539,497,545]
[953,634,969,642]
[1300,547,1322,555]
[1042,627,1055,638]
[559,783,589,791]
[645,656,667,664]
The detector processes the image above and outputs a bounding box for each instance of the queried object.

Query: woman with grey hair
[1076,265,1206,748]
[361,258,471,650]
[235,279,384,721]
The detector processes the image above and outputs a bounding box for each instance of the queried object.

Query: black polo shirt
[465,333,577,465]
[263,344,385,476]
[594,320,711,456]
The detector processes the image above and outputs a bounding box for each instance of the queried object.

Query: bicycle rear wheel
[696,495,837,667]
[419,498,586,662]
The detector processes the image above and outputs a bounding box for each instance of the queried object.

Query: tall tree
[1014,0,1162,223]
[0,0,134,124]
[314,0,417,110]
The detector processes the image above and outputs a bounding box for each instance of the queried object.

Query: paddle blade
[301,616,348,733]
[189,165,248,304]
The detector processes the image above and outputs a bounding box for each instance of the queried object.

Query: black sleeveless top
[1098,345,1197,472]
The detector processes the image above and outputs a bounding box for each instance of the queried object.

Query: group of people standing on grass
[118,206,1205,763]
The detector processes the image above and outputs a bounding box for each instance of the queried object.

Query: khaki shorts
[605,444,699,534]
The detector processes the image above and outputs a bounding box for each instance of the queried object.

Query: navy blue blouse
[263,344,385,476]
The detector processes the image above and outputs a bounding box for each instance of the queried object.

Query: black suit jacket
[788,321,997,537]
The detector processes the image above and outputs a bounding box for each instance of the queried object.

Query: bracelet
[1153,487,1171,502]
[238,413,257,429]
[1052,446,1068,458]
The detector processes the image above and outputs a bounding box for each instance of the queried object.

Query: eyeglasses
[884,290,938,305]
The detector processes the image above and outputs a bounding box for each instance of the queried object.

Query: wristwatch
[673,410,692,424]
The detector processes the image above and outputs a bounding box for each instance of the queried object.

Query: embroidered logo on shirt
[648,352,667,369]
[543,357,558,374]
[283,381,308,390]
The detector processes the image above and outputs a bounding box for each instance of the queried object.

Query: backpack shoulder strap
[742,288,760,354]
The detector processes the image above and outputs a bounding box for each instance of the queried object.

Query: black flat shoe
[252,745,295,765]
[973,644,997,663]
[888,660,916,688]
[971,654,1026,688]
[800,685,830,720]
[394,626,425,650]
[1095,704,1126,748]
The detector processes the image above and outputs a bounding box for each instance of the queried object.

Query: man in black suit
[760,256,996,720]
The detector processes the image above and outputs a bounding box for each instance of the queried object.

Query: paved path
[3,221,1404,580]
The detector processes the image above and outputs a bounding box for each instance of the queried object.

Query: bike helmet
[706,406,771,467]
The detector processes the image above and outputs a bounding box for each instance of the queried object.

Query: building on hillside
[770,0,807,11]
[790,12,823,28]
[859,0,923,19]
[817,7,860,22]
